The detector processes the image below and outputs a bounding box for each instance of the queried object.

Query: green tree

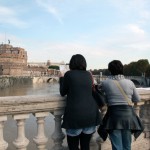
[124,62,137,76]
[124,59,149,76]
[136,59,149,76]
[91,59,150,77]
[91,69,110,76]
[145,66,150,77]
[48,65,59,70]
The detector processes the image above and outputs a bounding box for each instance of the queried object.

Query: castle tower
[0,44,28,76]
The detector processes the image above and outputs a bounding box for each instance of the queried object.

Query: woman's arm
[132,82,140,102]
[59,73,69,96]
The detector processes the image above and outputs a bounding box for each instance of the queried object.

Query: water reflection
[0,83,59,97]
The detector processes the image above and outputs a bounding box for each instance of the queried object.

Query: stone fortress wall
[0,44,27,76]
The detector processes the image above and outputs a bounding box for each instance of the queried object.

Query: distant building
[27,60,65,68]
[27,60,65,76]
[0,44,27,76]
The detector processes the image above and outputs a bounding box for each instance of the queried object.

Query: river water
[0,82,59,97]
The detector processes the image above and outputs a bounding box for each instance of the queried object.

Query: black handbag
[89,72,106,108]
[92,85,106,108]
[97,124,108,141]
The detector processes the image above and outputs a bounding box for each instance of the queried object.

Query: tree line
[91,59,150,77]
[48,59,150,77]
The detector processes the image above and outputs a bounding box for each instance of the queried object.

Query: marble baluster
[13,114,30,150]
[33,112,49,150]
[0,116,8,150]
[51,110,65,150]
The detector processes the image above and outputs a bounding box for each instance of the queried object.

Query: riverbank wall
[0,76,32,89]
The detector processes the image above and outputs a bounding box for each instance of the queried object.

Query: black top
[101,105,144,140]
[59,70,101,129]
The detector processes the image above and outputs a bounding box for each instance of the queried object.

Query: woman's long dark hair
[69,54,87,70]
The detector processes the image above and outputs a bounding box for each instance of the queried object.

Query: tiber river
[0,82,59,97]
[0,82,150,97]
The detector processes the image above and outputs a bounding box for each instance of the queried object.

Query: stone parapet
[0,90,149,149]
[0,94,65,115]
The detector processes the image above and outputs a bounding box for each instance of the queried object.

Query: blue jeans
[109,130,132,150]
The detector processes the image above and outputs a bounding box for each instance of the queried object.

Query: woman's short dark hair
[108,60,123,75]
[69,54,87,70]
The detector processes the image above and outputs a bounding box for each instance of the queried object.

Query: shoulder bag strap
[113,80,133,106]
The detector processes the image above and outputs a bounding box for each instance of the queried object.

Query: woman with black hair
[100,60,144,150]
[59,54,101,150]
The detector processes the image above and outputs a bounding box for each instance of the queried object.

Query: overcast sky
[0,0,150,69]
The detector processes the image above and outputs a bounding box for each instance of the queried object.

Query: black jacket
[60,70,101,129]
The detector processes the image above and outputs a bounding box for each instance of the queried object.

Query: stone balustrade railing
[0,89,149,150]
[0,94,66,150]
[137,89,150,138]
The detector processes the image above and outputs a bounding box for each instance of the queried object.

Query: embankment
[0,76,32,89]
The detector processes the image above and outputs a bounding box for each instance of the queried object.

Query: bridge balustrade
[0,94,66,150]
[93,75,150,87]
[0,89,149,150]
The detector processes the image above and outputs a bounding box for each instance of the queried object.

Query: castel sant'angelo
[0,43,27,76]
[0,43,64,76]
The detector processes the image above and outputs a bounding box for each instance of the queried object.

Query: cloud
[109,0,150,23]
[0,6,15,15]
[0,6,27,28]
[109,0,146,12]
[106,25,148,51]
[139,10,150,25]
[140,10,150,20]
[35,0,63,24]
[25,38,121,69]
[13,29,150,69]
[126,24,145,35]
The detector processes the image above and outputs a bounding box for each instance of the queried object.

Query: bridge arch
[47,78,58,83]
[47,78,52,83]
[130,79,141,87]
